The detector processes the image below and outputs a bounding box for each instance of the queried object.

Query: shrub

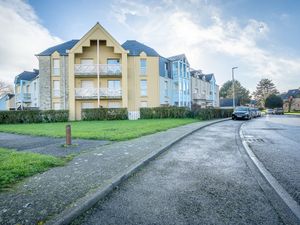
[82,108,128,121]
[140,106,190,119]
[0,110,69,124]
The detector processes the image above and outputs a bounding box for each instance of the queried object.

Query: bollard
[66,124,72,146]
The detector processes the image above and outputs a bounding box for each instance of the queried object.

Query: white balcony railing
[75,88,122,98]
[74,64,122,76]
[16,93,31,102]
[193,93,206,100]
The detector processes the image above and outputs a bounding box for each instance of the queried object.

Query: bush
[0,110,69,124]
[140,106,190,119]
[140,106,232,120]
[82,108,128,121]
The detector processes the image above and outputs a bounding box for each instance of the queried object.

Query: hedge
[140,106,190,119]
[140,106,233,120]
[0,110,69,124]
[82,108,128,121]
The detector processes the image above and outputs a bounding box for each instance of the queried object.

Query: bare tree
[0,80,13,97]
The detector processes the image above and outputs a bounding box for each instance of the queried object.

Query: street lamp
[232,67,238,108]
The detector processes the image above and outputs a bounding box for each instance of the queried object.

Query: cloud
[112,0,300,92]
[0,0,61,84]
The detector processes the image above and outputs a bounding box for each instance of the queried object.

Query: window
[107,59,120,64]
[140,80,147,96]
[53,59,60,75]
[81,102,94,109]
[164,63,168,77]
[164,81,168,97]
[108,80,121,89]
[140,101,148,108]
[140,59,146,76]
[53,103,61,110]
[26,85,29,93]
[34,82,36,92]
[53,80,60,97]
[80,59,93,65]
[108,102,121,108]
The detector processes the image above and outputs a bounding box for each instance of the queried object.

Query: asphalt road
[73,120,284,225]
[241,115,300,205]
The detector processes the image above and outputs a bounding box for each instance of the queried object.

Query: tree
[219,80,251,105]
[253,78,278,108]
[265,94,283,108]
[0,80,13,97]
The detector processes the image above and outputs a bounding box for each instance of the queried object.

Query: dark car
[232,107,251,120]
[273,108,284,115]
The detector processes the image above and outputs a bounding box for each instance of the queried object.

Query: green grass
[285,112,300,115]
[0,119,198,141]
[0,148,66,190]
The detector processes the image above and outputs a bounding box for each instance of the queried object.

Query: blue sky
[1,0,300,92]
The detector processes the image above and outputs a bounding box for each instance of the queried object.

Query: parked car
[266,109,273,114]
[250,108,258,118]
[256,109,262,117]
[273,108,284,115]
[232,107,252,120]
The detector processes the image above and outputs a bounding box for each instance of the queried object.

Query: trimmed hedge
[140,106,190,119]
[140,106,233,120]
[82,108,128,121]
[0,110,69,124]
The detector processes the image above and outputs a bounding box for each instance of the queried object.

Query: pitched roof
[205,74,214,82]
[122,40,159,56]
[168,54,185,61]
[14,70,39,84]
[285,89,300,99]
[37,40,79,56]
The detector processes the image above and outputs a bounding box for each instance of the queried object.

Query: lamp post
[232,67,238,108]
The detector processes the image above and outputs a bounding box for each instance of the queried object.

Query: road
[73,120,285,225]
[241,114,300,205]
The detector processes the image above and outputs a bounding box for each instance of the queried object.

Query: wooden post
[66,124,72,145]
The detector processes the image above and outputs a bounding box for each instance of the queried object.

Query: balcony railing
[193,93,206,100]
[16,93,31,102]
[75,88,122,98]
[74,64,122,76]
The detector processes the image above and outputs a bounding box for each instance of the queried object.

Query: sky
[0,0,300,93]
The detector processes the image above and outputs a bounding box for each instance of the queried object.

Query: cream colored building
[36,23,163,120]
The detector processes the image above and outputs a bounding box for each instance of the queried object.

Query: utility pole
[232,67,238,108]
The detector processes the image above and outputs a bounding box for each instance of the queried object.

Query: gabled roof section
[37,40,79,56]
[122,40,159,56]
[168,54,190,65]
[285,89,300,99]
[70,23,127,55]
[14,70,39,85]
[205,74,214,82]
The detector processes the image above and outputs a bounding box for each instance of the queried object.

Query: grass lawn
[285,112,300,115]
[0,119,198,141]
[0,148,66,190]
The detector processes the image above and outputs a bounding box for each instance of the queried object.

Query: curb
[239,123,300,225]
[47,118,231,225]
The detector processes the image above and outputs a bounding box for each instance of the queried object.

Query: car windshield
[235,107,248,111]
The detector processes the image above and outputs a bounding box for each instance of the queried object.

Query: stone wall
[60,56,69,109]
[38,56,51,110]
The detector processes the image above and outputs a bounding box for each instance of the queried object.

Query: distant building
[0,94,15,111]
[14,70,39,109]
[282,89,300,112]
[191,70,219,108]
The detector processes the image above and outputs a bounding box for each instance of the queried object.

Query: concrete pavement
[0,119,228,225]
[72,120,283,225]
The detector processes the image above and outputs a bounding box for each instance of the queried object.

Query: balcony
[193,93,206,100]
[74,64,122,76]
[16,93,31,103]
[75,88,122,99]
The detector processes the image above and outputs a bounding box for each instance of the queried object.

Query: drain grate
[245,138,265,143]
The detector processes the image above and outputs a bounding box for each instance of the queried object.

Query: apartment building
[16,23,218,120]
[191,70,219,108]
[14,70,39,109]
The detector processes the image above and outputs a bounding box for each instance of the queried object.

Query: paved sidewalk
[0,119,228,225]
[0,133,110,157]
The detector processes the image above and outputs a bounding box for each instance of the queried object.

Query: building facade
[282,89,300,112]
[14,70,39,109]
[15,23,219,120]
[191,70,219,108]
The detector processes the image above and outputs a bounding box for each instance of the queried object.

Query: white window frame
[53,80,60,97]
[140,59,147,76]
[53,59,60,75]
[140,80,147,96]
